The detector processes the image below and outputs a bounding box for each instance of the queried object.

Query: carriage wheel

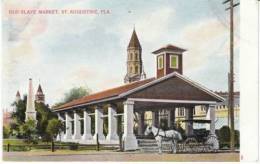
[184,137,198,153]
[206,134,219,151]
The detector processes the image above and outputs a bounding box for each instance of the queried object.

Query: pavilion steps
[137,139,173,153]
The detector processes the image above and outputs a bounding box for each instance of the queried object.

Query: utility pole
[222,0,239,151]
[228,73,230,127]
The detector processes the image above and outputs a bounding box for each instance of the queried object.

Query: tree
[11,95,27,124]
[10,95,55,140]
[53,86,91,107]
[46,118,65,142]
[35,102,56,141]
[19,119,38,144]
[10,95,27,138]
[64,86,91,103]
[3,126,10,138]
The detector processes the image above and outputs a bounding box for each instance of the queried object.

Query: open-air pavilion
[53,72,224,150]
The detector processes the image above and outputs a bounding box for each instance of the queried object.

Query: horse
[144,125,182,154]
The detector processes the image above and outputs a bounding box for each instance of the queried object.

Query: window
[178,108,184,116]
[157,55,164,70]
[135,66,138,74]
[135,53,138,60]
[170,55,178,69]
[130,66,133,74]
[130,53,133,60]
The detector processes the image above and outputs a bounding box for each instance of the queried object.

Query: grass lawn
[3,139,25,145]
[3,139,72,145]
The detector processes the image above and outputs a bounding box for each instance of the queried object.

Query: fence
[4,133,124,152]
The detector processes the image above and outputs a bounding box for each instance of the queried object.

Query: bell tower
[124,29,146,83]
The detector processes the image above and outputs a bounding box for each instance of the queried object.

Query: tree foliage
[3,126,10,138]
[46,118,65,141]
[36,102,56,141]
[53,86,91,107]
[11,95,27,124]
[10,95,56,141]
[216,125,240,148]
[218,126,230,143]
[19,119,38,144]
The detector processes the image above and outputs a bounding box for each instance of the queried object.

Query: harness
[154,128,167,138]
[154,128,160,137]
[154,127,179,142]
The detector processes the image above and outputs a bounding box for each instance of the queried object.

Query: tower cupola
[152,44,186,78]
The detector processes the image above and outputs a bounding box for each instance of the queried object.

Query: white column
[93,106,105,140]
[56,113,65,141]
[64,112,72,140]
[209,105,216,135]
[123,100,138,150]
[82,109,93,140]
[72,111,81,140]
[106,104,119,141]
[207,104,219,150]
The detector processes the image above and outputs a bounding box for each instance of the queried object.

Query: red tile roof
[152,44,186,54]
[54,78,155,110]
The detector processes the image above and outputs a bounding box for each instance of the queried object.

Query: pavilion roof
[53,78,155,111]
[152,44,186,54]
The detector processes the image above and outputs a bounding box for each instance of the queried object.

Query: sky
[1,0,240,109]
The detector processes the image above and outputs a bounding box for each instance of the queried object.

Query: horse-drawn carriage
[144,119,219,153]
[179,119,219,153]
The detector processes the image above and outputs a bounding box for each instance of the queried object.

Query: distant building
[35,84,45,104]
[174,91,240,130]
[3,109,12,126]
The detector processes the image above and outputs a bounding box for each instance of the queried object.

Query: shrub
[217,126,240,148]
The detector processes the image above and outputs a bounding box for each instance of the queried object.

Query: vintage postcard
[1,0,259,162]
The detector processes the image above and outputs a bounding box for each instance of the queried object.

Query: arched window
[135,53,138,60]
[135,66,138,74]
[130,53,133,60]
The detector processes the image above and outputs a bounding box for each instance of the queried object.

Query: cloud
[115,6,175,47]
[178,18,229,70]
[49,65,122,103]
